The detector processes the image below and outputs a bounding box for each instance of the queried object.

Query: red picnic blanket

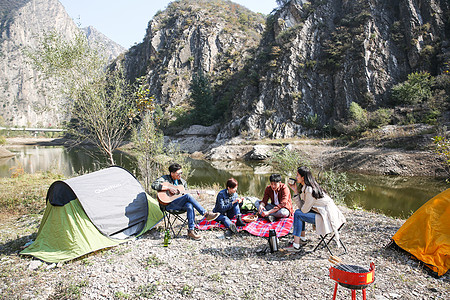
[196,213,293,237]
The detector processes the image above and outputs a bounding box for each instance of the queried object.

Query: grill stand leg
[362,288,367,300]
[351,289,356,300]
[332,282,338,300]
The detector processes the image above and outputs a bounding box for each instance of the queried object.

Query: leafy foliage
[334,102,392,137]
[26,30,135,165]
[432,134,450,180]
[269,147,365,205]
[391,71,434,105]
[318,170,365,205]
[269,147,311,177]
[190,70,215,125]
[132,78,190,193]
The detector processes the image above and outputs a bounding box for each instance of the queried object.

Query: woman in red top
[255,174,294,222]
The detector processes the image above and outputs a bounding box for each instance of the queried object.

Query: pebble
[2,205,449,299]
[27,260,42,270]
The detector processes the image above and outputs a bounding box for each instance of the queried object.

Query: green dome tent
[20,166,163,263]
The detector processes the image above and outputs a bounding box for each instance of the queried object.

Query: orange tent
[391,188,450,276]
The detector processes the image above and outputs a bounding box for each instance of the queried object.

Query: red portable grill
[329,262,375,300]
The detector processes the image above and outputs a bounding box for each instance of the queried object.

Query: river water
[1,145,448,218]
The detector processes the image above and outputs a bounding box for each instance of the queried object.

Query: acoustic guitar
[157,182,214,205]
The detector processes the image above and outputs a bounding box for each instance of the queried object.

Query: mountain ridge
[0,0,126,127]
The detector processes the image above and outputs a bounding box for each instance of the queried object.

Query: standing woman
[285,167,346,252]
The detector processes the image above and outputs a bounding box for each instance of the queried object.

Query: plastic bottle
[163,229,170,247]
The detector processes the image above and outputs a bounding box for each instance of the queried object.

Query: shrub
[349,102,368,125]
[268,147,311,178]
[368,108,392,128]
[318,170,365,205]
[432,134,450,180]
[391,71,434,105]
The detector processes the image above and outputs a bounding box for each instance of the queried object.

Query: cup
[288,178,296,185]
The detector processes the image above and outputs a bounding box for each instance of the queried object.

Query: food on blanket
[242,214,258,223]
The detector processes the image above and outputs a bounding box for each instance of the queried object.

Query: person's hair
[226,178,238,188]
[297,167,325,199]
[169,163,182,173]
[269,174,282,183]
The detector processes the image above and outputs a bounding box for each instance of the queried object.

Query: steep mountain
[121,0,266,119]
[0,0,125,127]
[122,0,449,140]
[81,26,126,61]
[224,0,450,139]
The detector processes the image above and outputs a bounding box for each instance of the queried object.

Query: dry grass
[0,171,64,216]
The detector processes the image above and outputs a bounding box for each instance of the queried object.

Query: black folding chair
[313,223,347,256]
[159,204,188,238]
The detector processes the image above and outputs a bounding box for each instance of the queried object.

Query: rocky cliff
[0,0,125,127]
[122,0,449,141]
[82,26,126,62]
[121,0,266,118]
[221,0,449,139]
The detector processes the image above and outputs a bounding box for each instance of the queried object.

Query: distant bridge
[0,127,65,136]
[0,127,65,132]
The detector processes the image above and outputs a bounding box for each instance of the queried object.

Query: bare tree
[27,31,134,165]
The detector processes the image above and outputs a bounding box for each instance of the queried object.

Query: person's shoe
[235,214,246,227]
[267,215,276,223]
[298,239,308,246]
[224,229,233,238]
[229,223,238,234]
[187,229,201,240]
[285,244,302,252]
[204,211,219,221]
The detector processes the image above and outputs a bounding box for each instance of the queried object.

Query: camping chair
[159,204,189,238]
[313,223,347,256]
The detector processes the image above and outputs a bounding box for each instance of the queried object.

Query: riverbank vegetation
[0,171,63,217]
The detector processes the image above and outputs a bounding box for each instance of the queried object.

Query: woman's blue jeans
[166,194,206,230]
[215,203,241,228]
[293,209,316,237]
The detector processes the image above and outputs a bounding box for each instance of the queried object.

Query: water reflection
[1,146,139,178]
[1,146,448,218]
[346,174,448,218]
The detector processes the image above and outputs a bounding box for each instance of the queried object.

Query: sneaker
[229,223,238,234]
[224,229,233,238]
[267,215,276,223]
[187,229,201,240]
[204,211,219,221]
[235,214,246,227]
[285,244,302,252]
[298,239,308,246]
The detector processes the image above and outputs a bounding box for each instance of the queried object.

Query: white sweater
[300,185,346,244]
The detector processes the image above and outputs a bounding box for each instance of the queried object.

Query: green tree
[391,71,434,105]
[27,30,134,165]
[190,70,214,125]
[269,147,311,178]
[132,77,190,192]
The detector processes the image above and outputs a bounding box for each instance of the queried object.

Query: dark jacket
[213,189,238,213]
[151,174,187,191]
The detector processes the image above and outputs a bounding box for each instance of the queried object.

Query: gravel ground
[1,205,449,299]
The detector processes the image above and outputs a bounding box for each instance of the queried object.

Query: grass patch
[48,279,88,300]
[0,171,64,216]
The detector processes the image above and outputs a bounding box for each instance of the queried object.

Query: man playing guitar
[151,163,218,240]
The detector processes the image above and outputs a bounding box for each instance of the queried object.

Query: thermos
[268,229,279,253]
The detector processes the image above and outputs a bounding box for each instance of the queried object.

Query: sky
[58,0,279,49]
